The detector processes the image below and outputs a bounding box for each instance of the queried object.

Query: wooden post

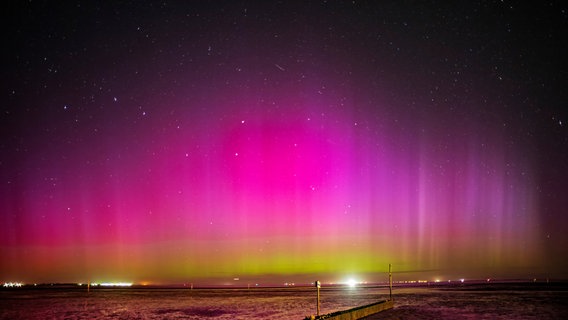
[315,280,321,316]
[388,264,392,301]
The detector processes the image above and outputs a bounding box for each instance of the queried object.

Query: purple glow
[1,2,566,284]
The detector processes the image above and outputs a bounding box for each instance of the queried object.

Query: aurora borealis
[2,1,567,285]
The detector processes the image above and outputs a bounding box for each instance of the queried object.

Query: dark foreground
[1,282,567,319]
[363,282,568,320]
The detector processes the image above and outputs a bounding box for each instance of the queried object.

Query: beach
[1,282,567,319]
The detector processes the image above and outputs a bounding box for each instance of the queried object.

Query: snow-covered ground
[1,283,566,319]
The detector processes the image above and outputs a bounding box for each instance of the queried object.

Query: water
[366,283,568,320]
[1,283,567,319]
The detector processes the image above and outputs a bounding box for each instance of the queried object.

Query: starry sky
[2,1,567,285]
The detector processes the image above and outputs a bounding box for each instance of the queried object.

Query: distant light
[99,282,132,287]
[3,282,23,287]
[346,279,357,287]
[460,279,465,283]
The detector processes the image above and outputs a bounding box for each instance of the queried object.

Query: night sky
[2,1,567,285]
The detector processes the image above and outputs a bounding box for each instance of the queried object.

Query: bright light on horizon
[346,278,357,287]
[90,282,133,287]
[3,282,23,287]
